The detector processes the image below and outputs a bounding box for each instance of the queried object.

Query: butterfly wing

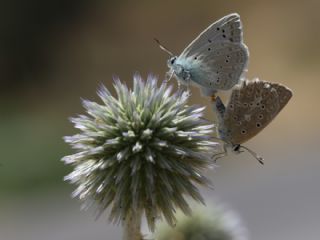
[220,79,292,144]
[176,13,249,95]
[181,13,244,56]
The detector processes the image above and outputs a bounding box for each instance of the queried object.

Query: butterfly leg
[164,71,174,83]
[212,152,226,163]
[187,83,191,96]
[177,80,181,91]
[212,144,227,163]
[184,70,192,96]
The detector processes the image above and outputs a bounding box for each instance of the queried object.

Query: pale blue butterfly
[212,79,293,164]
[156,13,249,96]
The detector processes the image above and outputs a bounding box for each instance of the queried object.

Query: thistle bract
[62,74,218,230]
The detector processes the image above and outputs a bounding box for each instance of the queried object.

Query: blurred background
[0,0,319,239]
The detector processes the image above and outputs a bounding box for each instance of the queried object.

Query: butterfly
[155,13,249,97]
[212,79,293,164]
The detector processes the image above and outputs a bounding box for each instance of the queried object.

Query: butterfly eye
[241,129,247,134]
[256,122,262,128]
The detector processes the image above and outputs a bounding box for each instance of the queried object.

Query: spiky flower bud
[62,74,218,231]
[155,203,248,240]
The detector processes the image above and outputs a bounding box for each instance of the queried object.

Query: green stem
[122,211,143,240]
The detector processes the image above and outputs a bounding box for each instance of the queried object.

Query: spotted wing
[180,13,245,57]
[221,79,292,144]
[176,13,249,95]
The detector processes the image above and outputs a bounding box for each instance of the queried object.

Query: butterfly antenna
[154,38,174,57]
[239,146,264,165]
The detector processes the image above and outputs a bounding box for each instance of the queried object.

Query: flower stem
[122,211,143,240]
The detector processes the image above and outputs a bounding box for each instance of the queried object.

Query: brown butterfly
[212,79,292,164]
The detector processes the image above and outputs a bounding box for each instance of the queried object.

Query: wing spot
[222,29,225,33]
[241,129,247,134]
[258,114,263,119]
[194,57,197,60]
[230,104,234,109]
[222,34,226,38]
[229,38,233,42]
[261,105,265,110]
[243,103,248,107]
[208,47,211,51]
[216,27,220,31]
[226,59,229,63]
[208,39,212,43]
[256,122,262,128]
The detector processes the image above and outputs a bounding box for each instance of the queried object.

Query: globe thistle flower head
[62,74,218,231]
[155,203,248,240]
